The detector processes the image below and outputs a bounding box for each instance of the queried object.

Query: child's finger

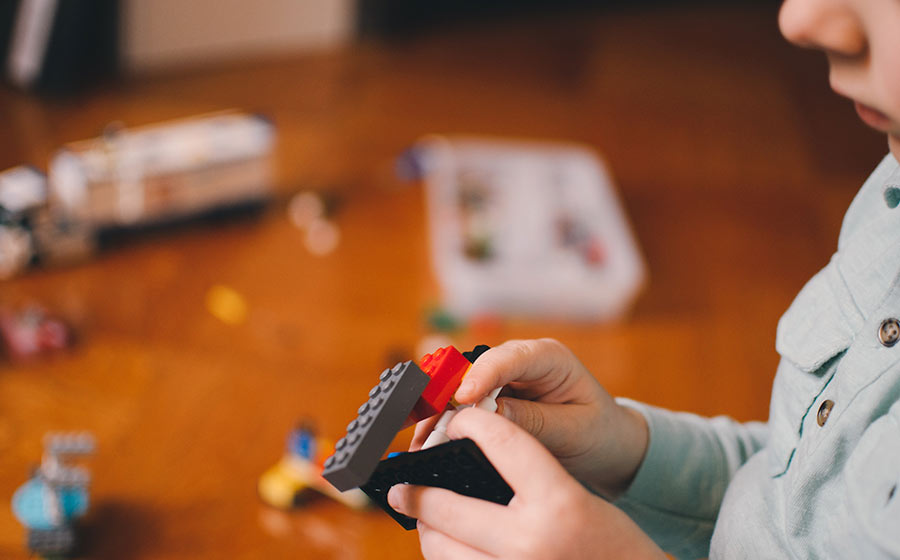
[417,521,496,560]
[455,338,583,404]
[446,407,575,501]
[495,398,591,452]
[388,484,510,556]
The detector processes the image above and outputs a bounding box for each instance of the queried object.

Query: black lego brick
[323,360,430,492]
[462,344,490,364]
[360,438,514,530]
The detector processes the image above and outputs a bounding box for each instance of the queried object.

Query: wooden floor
[0,3,889,558]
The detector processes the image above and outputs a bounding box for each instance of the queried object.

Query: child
[387,0,900,557]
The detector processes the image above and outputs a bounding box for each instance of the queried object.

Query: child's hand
[391,407,665,559]
[411,339,648,497]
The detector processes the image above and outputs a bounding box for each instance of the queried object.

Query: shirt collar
[830,154,900,326]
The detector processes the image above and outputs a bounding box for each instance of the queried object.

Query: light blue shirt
[616,154,900,559]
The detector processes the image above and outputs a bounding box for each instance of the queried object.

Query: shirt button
[817,400,834,427]
[879,319,900,347]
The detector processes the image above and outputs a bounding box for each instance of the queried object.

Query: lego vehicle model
[258,422,368,510]
[11,432,96,558]
[0,111,276,278]
[48,111,275,241]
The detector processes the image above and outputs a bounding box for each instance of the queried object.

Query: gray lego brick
[323,360,430,492]
[45,432,95,456]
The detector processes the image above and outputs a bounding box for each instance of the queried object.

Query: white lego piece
[421,387,502,450]
[421,409,457,450]
[475,387,502,413]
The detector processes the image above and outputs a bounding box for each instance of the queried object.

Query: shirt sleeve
[612,398,768,560]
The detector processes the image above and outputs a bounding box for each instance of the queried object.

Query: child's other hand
[391,407,664,560]
[412,338,647,497]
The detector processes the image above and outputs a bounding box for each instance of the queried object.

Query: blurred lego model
[48,111,275,251]
[322,344,512,529]
[0,111,276,277]
[0,305,73,362]
[258,421,368,511]
[0,166,52,279]
[406,135,645,321]
[11,432,96,558]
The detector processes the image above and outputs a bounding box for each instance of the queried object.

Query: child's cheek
[885,52,900,115]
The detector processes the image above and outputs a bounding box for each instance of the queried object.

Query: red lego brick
[403,346,471,428]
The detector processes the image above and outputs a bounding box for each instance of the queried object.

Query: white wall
[122,0,354,72]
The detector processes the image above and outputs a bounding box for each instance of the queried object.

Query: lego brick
[44,432,95,456]
[405,346,472,427]
[462,344,490,364]
[322,361,430,492]
[360,438,514,530]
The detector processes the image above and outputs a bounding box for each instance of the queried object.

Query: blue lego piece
[12,477,89,530]
[11,432,95,557]
[287,426,317,461]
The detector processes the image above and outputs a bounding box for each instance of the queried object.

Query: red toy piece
[403,346,471,428]
[0,306,72,362]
